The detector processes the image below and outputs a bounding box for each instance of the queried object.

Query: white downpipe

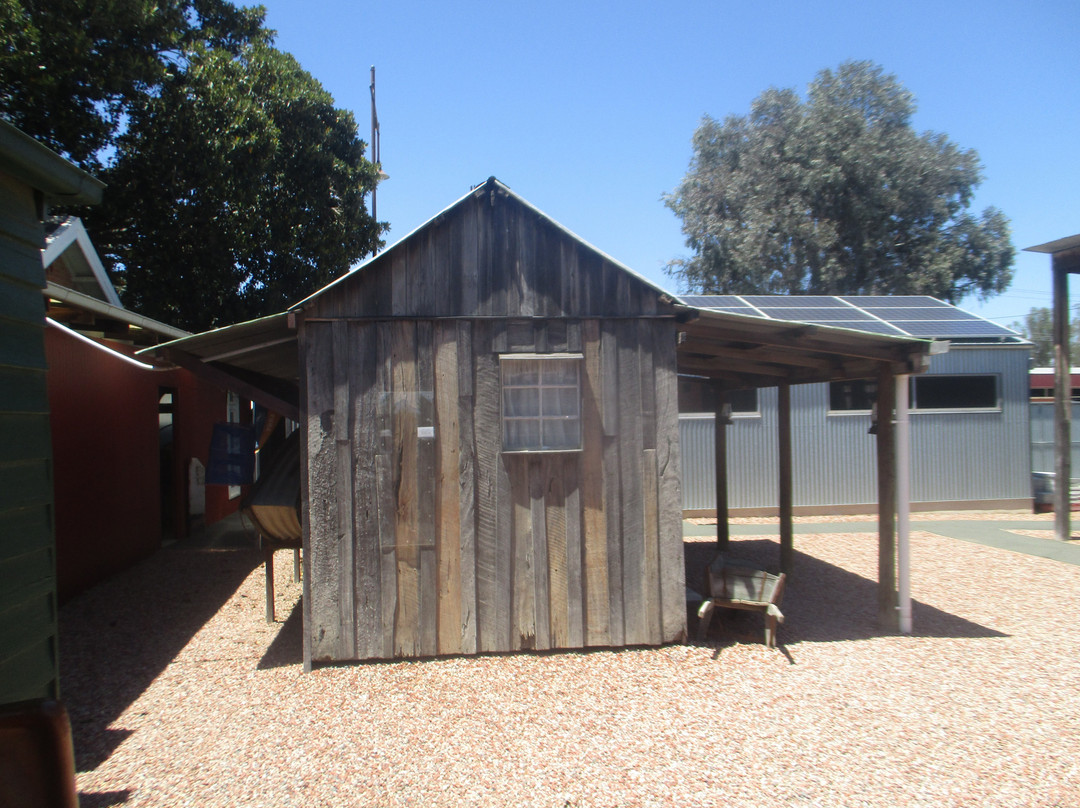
[896,374,912,634]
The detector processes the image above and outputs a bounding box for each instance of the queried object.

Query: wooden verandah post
[1025,234,1080,542]
[714,389,730,551]
[778,382,794,575]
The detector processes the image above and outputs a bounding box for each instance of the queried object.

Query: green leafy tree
[1012,307,1080,367]
[0,0,383,331]
[665,61,1014,301]
[86,44,380,330]
[0,0,264,169]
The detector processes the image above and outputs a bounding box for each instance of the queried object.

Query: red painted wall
[46,326,246,601]
[46,326,161,601]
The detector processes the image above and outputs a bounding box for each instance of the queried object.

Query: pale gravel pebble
[61,523,1080,808]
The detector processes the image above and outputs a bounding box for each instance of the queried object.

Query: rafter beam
[157,347,300,421]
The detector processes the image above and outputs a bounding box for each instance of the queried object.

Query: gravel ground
[61,520,1080,808]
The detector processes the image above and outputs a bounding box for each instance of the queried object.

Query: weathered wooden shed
[151,177,936,663]
[297,177,687,662]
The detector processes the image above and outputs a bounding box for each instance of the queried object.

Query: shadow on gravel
[59,524,261,774]
[259,599,303,669]
[685,538,1007,646]
[78,789,133,807]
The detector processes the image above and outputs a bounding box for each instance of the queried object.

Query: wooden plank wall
[305,187,667,323]
[303,316,686,662]
[0,171,61,702]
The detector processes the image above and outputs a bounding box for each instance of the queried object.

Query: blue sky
[257,0,1078,329]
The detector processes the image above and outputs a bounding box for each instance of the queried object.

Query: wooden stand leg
[265,547,275,623]
[293,548,301,582]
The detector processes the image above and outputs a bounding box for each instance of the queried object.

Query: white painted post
[896,374,912,634]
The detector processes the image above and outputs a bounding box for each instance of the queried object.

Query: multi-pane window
[501,355,582,451]
[829,379,878,412]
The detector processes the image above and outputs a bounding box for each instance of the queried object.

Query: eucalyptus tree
[665,61,1013,301]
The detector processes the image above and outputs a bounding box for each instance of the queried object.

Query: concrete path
[684,517,1080,566]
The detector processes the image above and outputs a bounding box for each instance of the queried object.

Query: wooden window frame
[500,353,583,453]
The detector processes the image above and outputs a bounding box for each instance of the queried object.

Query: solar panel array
[680,295,1021,341]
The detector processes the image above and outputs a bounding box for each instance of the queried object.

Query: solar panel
[896,320,1020,338]
[755,307,877,323]
[742,295,849,308]
[680,294,1019,341]
[864,306,986,323]
[680,295,752,309]
[841,295,949,308]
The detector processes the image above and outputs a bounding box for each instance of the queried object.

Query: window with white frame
[501,355,582,452]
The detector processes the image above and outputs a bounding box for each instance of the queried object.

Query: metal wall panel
[680,346,1032,510]
[1030,402,1080,473]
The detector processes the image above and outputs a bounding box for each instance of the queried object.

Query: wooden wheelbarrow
[697,555,786,648]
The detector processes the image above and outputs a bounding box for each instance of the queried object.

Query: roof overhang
[674,306,936,389]
[138,312,300,420]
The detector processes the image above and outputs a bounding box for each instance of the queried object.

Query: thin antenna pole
[370,65,379,232]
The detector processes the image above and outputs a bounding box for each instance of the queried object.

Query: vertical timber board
[489,191,508,318]
[460,199,479,315]
[560,239,581,316]
[416,321,438,656]
[540,456,566,649]
[413,229,436,316]
[304,323,342,660]
[332,321,357,659]
[601,322,624,647]
[617,320,646,646]
[638,321,658,451]
[444,214,462,318]
[516,208,535,318]
[375,322,398,657]
[530,455,551,650]
[472,322,500,652]
[580,319,609,645]
[457,321,478,652]
[642,448,662,645]
[390,244,410,316]
[475,190,492,317]
[563,453,584,648]
[391,321,420,656]
[511,455,535,650]
[639,321,661,643]
[653,323,686,642]
[494,431,513,651]
[435,321,462,655]
[539,221,563,318]
[352,322,382,660]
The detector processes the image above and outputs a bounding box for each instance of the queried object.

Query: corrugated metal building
[679,296,1031,514]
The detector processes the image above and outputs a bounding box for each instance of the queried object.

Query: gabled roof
[43,216,121,305]
[290,176,677,314]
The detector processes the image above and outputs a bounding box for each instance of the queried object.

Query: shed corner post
[297,320,314,673]
[875,366,898,631]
